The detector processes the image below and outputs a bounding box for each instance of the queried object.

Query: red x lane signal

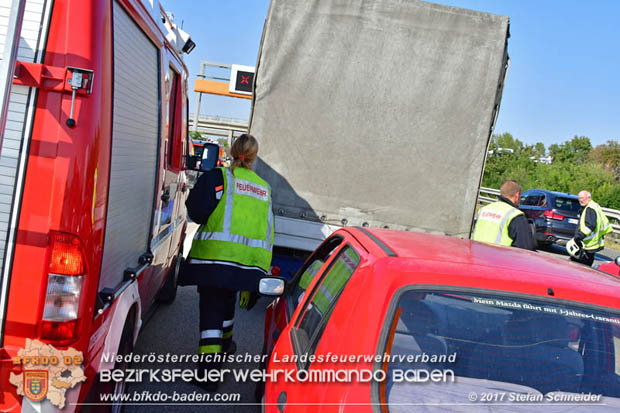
[229,65,255,95]
[235,71,254,93]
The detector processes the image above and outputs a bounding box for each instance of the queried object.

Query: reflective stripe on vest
[189,167,274,272]
[473,201,524,246]
[196,169,273,249]
[580,201,612,251]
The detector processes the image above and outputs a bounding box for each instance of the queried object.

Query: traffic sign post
[192,61,254,137]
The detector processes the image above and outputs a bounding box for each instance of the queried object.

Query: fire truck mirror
[186,142,218,172]
[200,143,219,171]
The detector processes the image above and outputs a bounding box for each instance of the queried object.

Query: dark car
[519,189,581,248]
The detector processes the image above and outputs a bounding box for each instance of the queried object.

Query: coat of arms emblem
[23,370,48,402]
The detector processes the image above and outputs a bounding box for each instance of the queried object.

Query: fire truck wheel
[110,318,134,413]
[156,253,182,303]
[87,312,135,412]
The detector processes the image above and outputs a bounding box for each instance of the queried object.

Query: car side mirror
[615,256,620,267]
[258,277,285,296]
[187,142,219,172]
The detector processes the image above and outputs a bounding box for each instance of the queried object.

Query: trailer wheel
[156,253,182,304]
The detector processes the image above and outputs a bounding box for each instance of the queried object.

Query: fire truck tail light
[41,232,87,342]
[40,320,78,342]
[48,232,85,275]
[43,274,83,321]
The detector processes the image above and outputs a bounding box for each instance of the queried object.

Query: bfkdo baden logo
[9,339,86,409]
[24,370,49,402]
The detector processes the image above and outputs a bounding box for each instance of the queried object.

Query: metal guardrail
[479,187,620,237]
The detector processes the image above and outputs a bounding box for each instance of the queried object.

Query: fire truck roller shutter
[98,1,159,291]
[0,0,51,341]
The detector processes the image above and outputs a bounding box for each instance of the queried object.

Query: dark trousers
[197,285,236,369]
[570,250,596,266]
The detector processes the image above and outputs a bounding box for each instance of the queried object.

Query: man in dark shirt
[473,180,536,251]
[501,194,536,251]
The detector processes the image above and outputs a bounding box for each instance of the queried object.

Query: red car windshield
[382,290,620,409]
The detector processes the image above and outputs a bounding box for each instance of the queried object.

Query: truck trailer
[0,0,193,410]
[249,0,511,278]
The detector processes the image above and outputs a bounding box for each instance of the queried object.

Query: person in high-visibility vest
[473,180,535,250]
[182,134,274,391]
[569,190,613,266]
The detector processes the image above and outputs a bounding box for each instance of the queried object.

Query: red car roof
[351,228,620,310]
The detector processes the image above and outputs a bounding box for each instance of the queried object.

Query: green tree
[548,135,592,164]
[189,131,204,141]
[483,149,537,189]
[483,134,620,210]
[493,132,524,152]
[590,140,620,179]
[216,138,229,149]
[534,142,546,157]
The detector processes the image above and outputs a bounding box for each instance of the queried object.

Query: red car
[597,257,620,279]
[259,228,620,410]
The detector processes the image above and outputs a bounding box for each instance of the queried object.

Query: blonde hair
[230,134,259,172]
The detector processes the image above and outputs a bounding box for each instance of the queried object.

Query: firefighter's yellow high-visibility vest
[473,201,524,246]
[579,200,612,251]
[189,167,274,272]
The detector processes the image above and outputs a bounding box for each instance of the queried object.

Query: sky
[165,0,620,148]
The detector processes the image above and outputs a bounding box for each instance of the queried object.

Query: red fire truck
[0,0,194,410]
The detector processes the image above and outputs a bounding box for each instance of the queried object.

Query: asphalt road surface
[125,225,620,412]
[536,243,620,267]
[125,286,266,412]
[126,223,263,412]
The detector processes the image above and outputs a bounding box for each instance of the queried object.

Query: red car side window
[291,246,360,368]
[285,236,343,317]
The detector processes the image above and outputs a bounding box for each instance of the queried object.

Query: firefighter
[568,190,612,266]
[182,134,274,391]
[473,180,535,250]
